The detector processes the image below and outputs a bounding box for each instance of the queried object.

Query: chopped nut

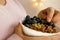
[37,23,42,29]
[41,26,46,32]
[47,26,53,33]
[29,23,57,33]
[53,28,57,33]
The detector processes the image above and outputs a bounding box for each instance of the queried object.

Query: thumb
[15,23,24,38]
[46,7,54,22]
[15,23,30,39]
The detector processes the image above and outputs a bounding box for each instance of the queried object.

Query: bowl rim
[19,17,60,36]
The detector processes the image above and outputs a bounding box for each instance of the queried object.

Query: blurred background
[18,0,60,17]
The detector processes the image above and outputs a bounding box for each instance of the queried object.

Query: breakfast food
[23,15,57,33]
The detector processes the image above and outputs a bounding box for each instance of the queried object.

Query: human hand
[15,23,60,40]
[38,7,60,26]
[15,7,60,40]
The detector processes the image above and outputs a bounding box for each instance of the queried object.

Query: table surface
[15,23,60,40]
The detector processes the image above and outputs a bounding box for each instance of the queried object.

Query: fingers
[52,12,60,26]
[46,7,55,22]
[38,7,55,22]
[38,8,47,19]
[15,23,24,38]
[15,23,32,39]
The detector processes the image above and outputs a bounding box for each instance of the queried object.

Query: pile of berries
[23,15,57,33]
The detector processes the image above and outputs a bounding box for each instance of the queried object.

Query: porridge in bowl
[22,15,57,33]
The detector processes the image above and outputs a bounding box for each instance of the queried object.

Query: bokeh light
[39,2,43,7]
[32,0,44,8]
[34,2,39,7]
[32,0,37,2]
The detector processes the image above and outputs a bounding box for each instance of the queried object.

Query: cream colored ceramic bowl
[20,18,60,36]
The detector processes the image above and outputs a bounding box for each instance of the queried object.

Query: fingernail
[48,19,51,22]
[47,17,51,22]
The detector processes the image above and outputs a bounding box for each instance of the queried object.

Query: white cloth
[0,0,27,40]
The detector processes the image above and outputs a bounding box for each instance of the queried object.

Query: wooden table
[15,23,60,40]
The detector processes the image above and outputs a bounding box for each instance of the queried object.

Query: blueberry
[46,22,50,25]
[44,20,48,24]
[52,23,55,28]
[36,18,40,23]
[33,16,37,18]
[26,20,32,24]
[31,19,37,24]
[48,22,53,26]
[23,20,30,27]
[26,15,30,20]
[39,19,47,24]
[47,22,55,28]
[26,21,30,24]
[33,16,38,18]
[30,17,38,24]
[50,22,54,26]
[52,23,55,27]
[33,16,40,23]
[22,20,26,25]
[31,18,33,20]
[24,24,29,27]
[33,16,38,20]
[23,19,30,25]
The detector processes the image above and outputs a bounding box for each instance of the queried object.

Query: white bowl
[20,18,60,36]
